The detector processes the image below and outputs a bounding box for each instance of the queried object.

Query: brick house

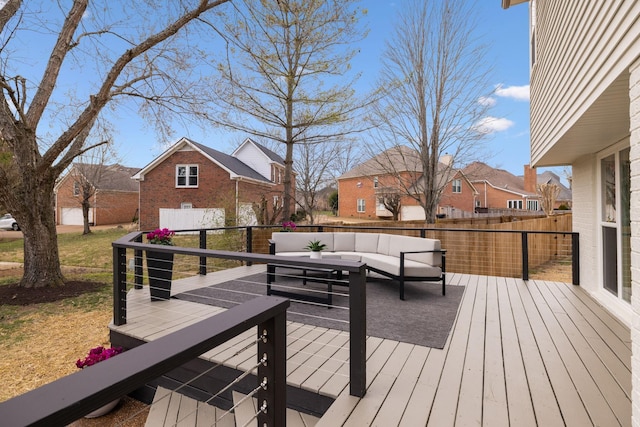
[463,162,541,212]
[337,146,466,220]
[54,163,140,226]
[133,137,289,231]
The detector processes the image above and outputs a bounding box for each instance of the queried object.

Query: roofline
[469,179,536,197]
[132,137,238,181]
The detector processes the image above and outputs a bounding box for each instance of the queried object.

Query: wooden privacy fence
[248,214,575,281]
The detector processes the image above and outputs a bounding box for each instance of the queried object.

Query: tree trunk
[82,197,91,235]
[20,194,64,288]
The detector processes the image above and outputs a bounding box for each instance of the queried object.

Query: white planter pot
[85,398,120,418]
[310,251,322,259]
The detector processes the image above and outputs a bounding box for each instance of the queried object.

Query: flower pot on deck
[310,251,322,260]
[147,250,174,301]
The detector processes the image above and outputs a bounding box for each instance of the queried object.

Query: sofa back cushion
[271,232,334,252]
[333,232,356,252]
[388,235,441,267]
[376,233,391,255]
[354,233,379,253]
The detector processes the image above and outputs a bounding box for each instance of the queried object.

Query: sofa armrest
[268,239,276,255]
[400,249,446,272]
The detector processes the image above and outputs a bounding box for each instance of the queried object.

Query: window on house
[373,177,379,188]
[273,195,280,208]
[507,200,523,209]
[357,198,365,213]
[73,182,80,196]
[176,165,198,187]
[527,200,539,211]
[452,179,462,193]
[278,169,282,184]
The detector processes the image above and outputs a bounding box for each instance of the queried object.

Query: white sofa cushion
[334,232,356,252]
[361,253,441,278]
[388,235,441,267]
[354,233,380,253]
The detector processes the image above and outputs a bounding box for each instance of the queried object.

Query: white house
[502,0,638,424]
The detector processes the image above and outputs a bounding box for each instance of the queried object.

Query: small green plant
[304,239,327,252]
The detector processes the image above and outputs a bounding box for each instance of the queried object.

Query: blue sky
[111,1,536,179]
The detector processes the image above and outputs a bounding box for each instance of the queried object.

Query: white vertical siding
[629,58,640,427]
[233,143,272,181]
[531,0,640,163]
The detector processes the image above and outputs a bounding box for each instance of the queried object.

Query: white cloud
[495,84,530,101]
[473,116,515,134]
[478,96,496,107]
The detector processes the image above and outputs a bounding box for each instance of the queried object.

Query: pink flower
[76,346,124,369]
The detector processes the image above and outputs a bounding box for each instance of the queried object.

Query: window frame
[357,198,365,213]
[507,200,523,209]
[452,179,462,194]
[176,164,199,188]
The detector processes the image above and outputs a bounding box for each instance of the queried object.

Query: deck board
[111,265,631,427]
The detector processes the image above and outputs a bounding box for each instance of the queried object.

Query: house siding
[438,173,476,214]
[139,150,237,230]
[338,176,377,219]
[531,1,640,163]
[629,58,640,427]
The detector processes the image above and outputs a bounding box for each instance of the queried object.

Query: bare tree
[538,182,560,217]
[376,186,402,221]
[368,0,493,223]
[65,144,121,235]
[294,140,343,224]
[211,0,369,221]
[0,0,230,288]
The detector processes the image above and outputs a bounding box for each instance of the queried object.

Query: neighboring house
[337,146,463,220]
[133,137,289,231]
[463,162,542,212]
[502,0,639,422]
[535,170,572,209]
[54,163,140,226]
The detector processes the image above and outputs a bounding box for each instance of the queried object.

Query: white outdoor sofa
[268,232,446,300]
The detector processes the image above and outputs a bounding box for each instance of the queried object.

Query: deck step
[145,386,235,427]
[231,390,320,427]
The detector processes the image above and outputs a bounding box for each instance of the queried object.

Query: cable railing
[0,295,289,426]
[113,231,368,402]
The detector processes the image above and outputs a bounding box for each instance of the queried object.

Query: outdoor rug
[173,272,465,349]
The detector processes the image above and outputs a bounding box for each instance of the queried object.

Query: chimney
[524,164,537,193]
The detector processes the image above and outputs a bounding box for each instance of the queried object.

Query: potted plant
[76,346,124,418]
[305,239,327,259]
[146,227,175,301]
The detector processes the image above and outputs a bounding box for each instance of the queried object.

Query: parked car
[0,214,20,231]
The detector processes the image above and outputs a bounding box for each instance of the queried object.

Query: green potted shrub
[304,239,327,259]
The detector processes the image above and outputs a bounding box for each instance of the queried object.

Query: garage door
[400,206,426,221]
[60,208,93,225]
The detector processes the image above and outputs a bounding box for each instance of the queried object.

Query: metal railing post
[246,226,253,266]
[113,246,127,326]
[572,233,580,285]
[521,231,529,281]
[134,234,143,289]
[349,264,367,397]
[257,308,287,426]
[199,230,207,275]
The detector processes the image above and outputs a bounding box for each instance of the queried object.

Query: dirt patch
[0,280,105,305]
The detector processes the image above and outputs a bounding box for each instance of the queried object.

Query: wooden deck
[110,265,631,426]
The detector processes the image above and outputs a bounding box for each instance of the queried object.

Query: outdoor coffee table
[266,257,343,307]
